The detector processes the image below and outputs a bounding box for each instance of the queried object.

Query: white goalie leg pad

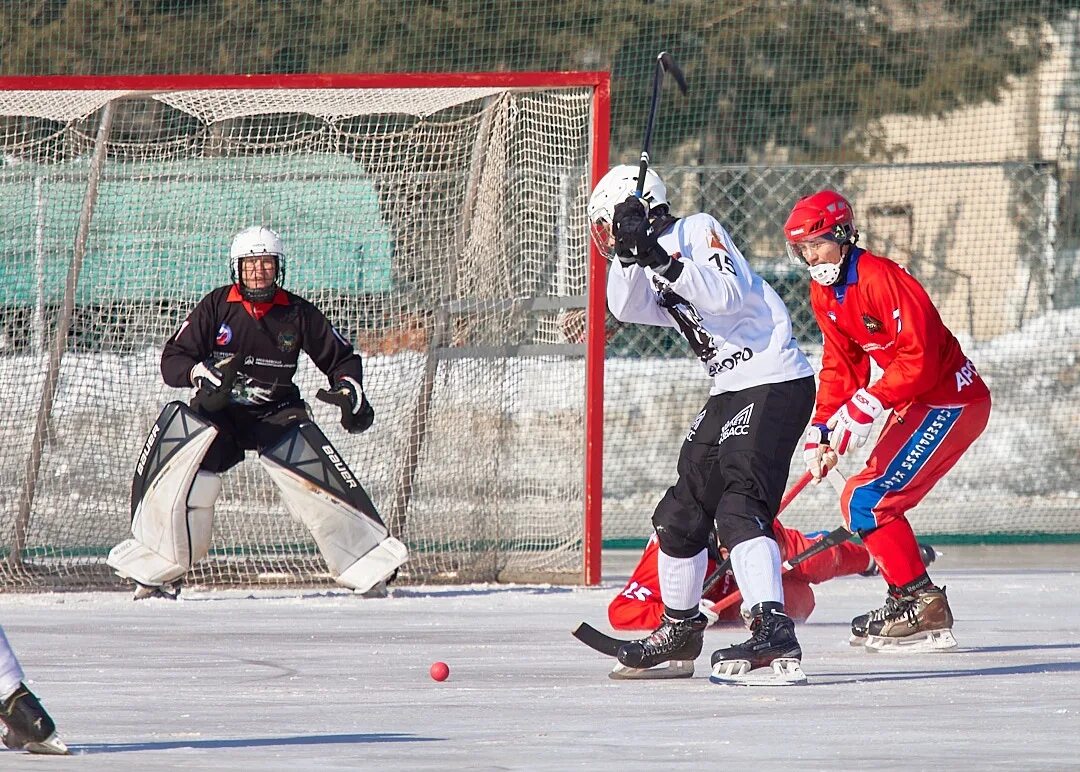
[108,471,220,587]
[336,536,409,593]
[260,455,408,593]
[107,403,220,586]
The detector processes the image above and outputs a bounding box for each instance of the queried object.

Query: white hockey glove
[803,424,838,483]
[316,376,375,434]
[826,388,884,454]
[697,598,720,627]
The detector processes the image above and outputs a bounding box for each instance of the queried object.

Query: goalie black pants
[191,398,311,473]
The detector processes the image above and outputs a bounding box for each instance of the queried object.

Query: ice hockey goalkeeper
[107,226,407,599]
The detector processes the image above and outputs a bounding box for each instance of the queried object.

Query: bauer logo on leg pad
[131,401,217,520]
[261,422,382,525]
[320,444,358,489]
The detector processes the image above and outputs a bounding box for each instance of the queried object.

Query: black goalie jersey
[161,285,364,407]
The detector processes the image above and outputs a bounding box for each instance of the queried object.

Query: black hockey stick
[635,51,688,197]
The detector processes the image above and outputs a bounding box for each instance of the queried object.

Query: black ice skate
[0,684,69,755]
[709,602,806,686]
[850,586,905,645]
[133,578,182,600]
[611,613,706,680]
[860,585,957,652]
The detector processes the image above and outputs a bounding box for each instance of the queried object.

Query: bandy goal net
[0,74,610,590]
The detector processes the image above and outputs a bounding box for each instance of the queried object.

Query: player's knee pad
[651,489,714,559]
[259,421,408,593]
[107,402,219,586]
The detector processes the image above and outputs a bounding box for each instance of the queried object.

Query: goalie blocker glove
[317,375,374,434]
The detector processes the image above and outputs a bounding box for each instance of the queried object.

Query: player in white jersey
[589,165,816,683]
[0,626,67,754]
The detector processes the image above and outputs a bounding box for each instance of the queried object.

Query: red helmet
[784,190,856,244]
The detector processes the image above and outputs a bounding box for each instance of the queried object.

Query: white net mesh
[0,82,597,589]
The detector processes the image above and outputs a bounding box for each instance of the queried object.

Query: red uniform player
[785,190,992,651]
[609,523,879,631]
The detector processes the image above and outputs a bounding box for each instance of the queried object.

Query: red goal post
[0,72,610,589]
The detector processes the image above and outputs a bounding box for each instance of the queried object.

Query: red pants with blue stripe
[840,398,991,588]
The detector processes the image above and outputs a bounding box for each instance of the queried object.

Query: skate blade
[609,660,694,680]
[709,658,807,686]
[848,634,867,647]
[864,628,958,653]
[24,733,70,755]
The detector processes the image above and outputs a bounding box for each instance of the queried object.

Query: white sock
[657,547,708,613]
[0,627,25,701]
[729,536,784,611]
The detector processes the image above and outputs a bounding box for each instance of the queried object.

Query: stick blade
[658,51,688,94]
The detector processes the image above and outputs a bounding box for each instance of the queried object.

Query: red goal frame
[0,72,610,585]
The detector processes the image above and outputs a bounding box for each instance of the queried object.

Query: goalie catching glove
[316,376,374,434]
[189,355,244,412]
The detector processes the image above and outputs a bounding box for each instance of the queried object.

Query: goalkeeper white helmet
[230,226,285,301]
[588,164,668,259]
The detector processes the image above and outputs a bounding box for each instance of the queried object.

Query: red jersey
[810,249,990,424]
[607,521,872,630]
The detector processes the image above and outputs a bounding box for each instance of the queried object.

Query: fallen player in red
[609,522,935,630]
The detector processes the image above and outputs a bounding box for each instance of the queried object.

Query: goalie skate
[608,659,695,680]
[709,657,807,687]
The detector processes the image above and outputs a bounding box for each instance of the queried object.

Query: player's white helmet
[588,164,668,259]
[230,225,285,301]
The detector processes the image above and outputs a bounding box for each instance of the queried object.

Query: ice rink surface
[2,545,1079,771]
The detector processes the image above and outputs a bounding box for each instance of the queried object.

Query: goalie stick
[572,469,852,658]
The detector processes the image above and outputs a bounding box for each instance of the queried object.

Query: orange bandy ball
[430,661,450,681]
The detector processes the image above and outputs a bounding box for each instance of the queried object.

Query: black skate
[850,586,905,644]
[861,585,957,652]
[0,684,69,755]
[859,542,938,577]
[611,613,706,680]
[133,579,182,600]
[709,602,806,686]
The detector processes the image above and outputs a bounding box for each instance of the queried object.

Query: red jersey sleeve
[863,263,950,409]
[811,288,870,425]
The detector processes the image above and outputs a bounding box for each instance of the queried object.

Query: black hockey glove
[190,355,243,413]
[316,376,375,434]
[612,196,671,273]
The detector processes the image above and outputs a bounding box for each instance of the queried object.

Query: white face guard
[787,238,845,286]
[808,261,843,286]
